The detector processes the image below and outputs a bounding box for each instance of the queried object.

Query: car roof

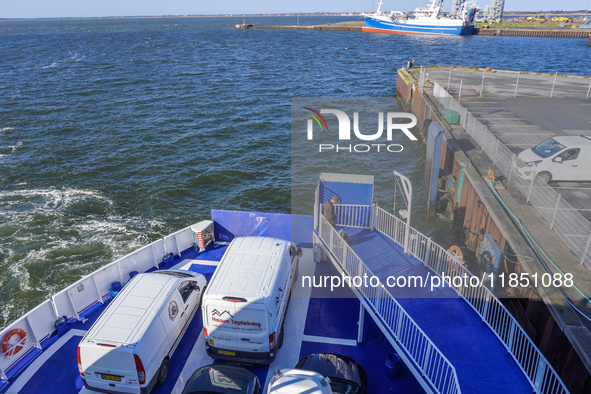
[269,370,330,394]
[182,364,259,394]
[553,135,591,147]
[84,273,176,344]
[205,236,289,300]
[296,353,363,387]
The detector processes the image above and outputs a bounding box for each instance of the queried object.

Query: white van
[78,270,207,394]
[516,135,591,183]
[202,236,300,365]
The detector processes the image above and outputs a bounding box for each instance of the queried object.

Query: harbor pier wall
[397,68,591,393]
[474,27,591,38]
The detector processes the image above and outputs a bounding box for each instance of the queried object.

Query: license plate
[102,374,122,382]
[219,350,235,356]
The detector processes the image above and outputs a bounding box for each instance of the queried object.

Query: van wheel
[278,326,284,349]
[536,172,552,184]
[157,358,169,385]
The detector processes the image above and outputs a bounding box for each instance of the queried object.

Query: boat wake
[0,187,165,329]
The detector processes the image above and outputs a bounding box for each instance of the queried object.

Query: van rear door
[206,301,237,356]
[232,303,268,354]
[80,342,138,393]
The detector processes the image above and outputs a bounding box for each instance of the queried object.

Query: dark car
[295,353,367,394]
[182,364,262,394]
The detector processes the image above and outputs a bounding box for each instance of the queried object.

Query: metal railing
[333,204,373,228]
[0,223,197,385]
[317,215,461,394]
[422,68,591,99]
[374,205,569,394]
[432,81,591,268]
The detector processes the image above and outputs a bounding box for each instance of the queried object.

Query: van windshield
[532,138,566,158]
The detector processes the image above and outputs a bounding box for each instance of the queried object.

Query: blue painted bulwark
[362,17,474,35]
[211,210,313,246]
[363,17,474,35]
[320,181,373,206]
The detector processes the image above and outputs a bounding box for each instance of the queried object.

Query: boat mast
[376,0,384,13]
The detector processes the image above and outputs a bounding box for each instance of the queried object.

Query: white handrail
[374,206,569,394]
[332,204,372,228]
[317,215,462,394]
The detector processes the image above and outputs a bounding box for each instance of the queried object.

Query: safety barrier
[317,214,461,394]
[374,205,569,394]
[432,81,591,269]
[334,204,373,228]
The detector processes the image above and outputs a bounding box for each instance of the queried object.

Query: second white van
[78,270,207,394]
[515,135,591,183]
[202,236,300,365]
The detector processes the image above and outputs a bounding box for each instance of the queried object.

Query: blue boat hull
[363,16,474,35]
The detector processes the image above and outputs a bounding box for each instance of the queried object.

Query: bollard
[384,353,402,379]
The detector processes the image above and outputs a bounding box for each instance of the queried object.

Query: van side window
[178,281,193,303]
[558,148,580,161]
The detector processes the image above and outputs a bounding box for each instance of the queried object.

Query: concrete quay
[474,27,591,39]
[397,66,591,393]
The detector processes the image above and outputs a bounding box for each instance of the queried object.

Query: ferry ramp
[313,173,569,394]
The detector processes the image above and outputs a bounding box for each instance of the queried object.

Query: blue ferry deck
[1,210,426,394]
[311,172,568,394]
[0,173,568,394]
[337,226,531,393]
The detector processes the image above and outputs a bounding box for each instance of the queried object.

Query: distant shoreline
[0,14,359,22]
[0,10,589,22]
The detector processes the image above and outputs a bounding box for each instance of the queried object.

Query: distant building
[485,0,505,22]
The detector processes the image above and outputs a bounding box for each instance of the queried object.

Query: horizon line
[0,9,589,21]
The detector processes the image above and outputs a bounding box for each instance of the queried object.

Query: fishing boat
[0,173,567,393]
[362,0,477,36]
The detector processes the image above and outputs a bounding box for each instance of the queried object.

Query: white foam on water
[0,187,167,327]
[0,188,112,211]
[41,62,59,69]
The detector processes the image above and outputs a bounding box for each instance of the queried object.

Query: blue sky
[2,0,590,19]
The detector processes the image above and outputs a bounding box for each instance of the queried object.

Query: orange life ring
[2,328,26,356]
[447,245,464,271]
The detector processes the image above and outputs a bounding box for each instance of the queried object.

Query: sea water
[1,15,590,328]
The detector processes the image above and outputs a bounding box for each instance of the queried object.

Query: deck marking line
[265,248,314,385]
[186,259,220,266]
[301,335,357,347]
[7,329,87,394]
[553,186,591,190]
